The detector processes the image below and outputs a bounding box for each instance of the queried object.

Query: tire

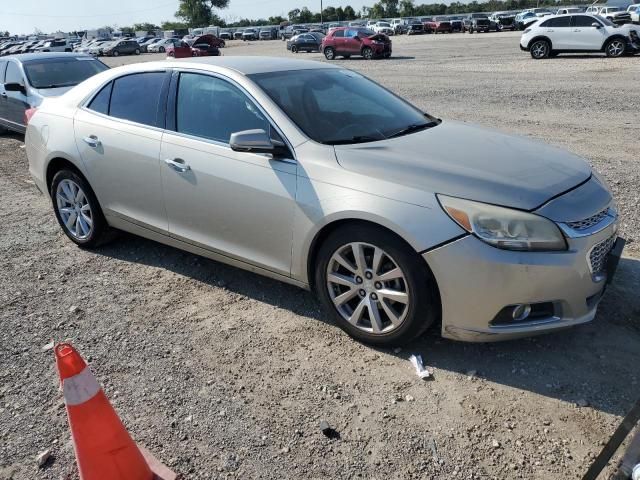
[220,41,225,48]
[605,37,626,57]
[113,50,119,57]
[530,39,550,59]
[362,46,373,60]
[159,46,165,53]
[314,223,437,346]
[291,45,298,53]
[324,47,335,60]
[469,26,474,34]
[51,169,110,248]
[135,49,140,55]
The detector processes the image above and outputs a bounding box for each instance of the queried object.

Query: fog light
[512,304,532,321]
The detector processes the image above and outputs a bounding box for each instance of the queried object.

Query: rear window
[23,57,108,89]
[108,72,165,126]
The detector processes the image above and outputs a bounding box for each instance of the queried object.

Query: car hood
[333,120,592,210]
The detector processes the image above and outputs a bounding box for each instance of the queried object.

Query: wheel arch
[527,35,552,50]
[46,156,86,195]
[601,34,627,51]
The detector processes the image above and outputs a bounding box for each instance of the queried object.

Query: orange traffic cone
[55,343,153,480]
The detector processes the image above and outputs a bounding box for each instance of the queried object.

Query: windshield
[250,68,439,145]
[24,57,108,89]
[378,22,391,27]
[472,14,488,18]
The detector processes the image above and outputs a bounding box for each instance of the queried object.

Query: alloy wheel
[326,242,410,334]
[56,179,93,240]
[607,40,625,57]
[363,47,373,60]
[531,41,548,58]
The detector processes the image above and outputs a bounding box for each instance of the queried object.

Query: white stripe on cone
[63,366,100,406]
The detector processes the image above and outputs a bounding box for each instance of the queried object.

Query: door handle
[546,29,554,32]
[573,29,581,32]
[164,158,191,173]
[83,135,101,148]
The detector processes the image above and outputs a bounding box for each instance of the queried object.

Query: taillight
[24,107,38,125]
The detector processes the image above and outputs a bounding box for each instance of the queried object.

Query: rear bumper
[424,220,621,342]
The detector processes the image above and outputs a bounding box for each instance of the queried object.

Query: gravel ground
[1,32,639,480]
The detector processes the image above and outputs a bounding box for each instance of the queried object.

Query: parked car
[520,14,639,58]
[184,34,225,49]
[629,4,640,23]
[281,25,309,40]
[242,28,258,41]
[103,39,141,57]
[406,19,425,35]
[489,12,517,30]
[515,11,540,30]
[372,21,395,36]
[450,17,464,32]
[286,32,325,53]
[75,41,108,54]
[88,41,111,56]
[233,29,245,40]
[557,7,583,15]
[390,18,409,34]
[0,53,108,134]
[34,39,73,53]
[463,13,491,33]
[322,27,392,60]
[526,8,554,17]
[167,35,221,58]
[588,6,632,24]
[219,30,232,40]
[424,16,453,33]
[147,38,181,53]
[25,57,624,346]
[139,38,162,53]
[259,28,275,40]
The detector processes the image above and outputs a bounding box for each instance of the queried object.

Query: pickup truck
[462,14,491,33]
[424,16,453,33]
[280,25,309,40]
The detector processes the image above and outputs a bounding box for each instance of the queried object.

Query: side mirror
[4,82,25,94]
[591,22,601,28]
[230,129,288,156]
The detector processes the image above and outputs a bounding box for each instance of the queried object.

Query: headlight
[438,195,567,251]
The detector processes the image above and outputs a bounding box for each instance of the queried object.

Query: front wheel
[315,224,437,346]
[51,170,110,248]
[324,47,335,60]
[135,49,140,55]
[605,38,626,57]
[113,50,119,57]
[362,46,373,60]
[291,45,298,53]
[530,39,550,59]
[159,46,165,53]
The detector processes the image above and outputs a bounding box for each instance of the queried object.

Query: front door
[74,71,169,232]
[569,15,607,50]
[160,71,297,275]
[2,60,29,131]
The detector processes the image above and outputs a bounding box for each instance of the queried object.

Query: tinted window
[109,72,165,126]
[23,57,108,89]
[5,62,23,85]
[542,16,571,27]
[572,15,600,27]
[88,82,112,115]
[251,69,438,145]
[332,30,344,37]
[176,73,269,143]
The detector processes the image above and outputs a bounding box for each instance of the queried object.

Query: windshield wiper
[37,83,77,89]
[387,121,439,139]
[327,135,385,145]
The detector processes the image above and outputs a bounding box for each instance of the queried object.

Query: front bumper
[424,220,622,342]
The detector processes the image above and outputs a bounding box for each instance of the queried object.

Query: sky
[0,0,373,35]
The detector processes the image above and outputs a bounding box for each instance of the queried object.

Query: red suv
[322,27,392,60]
[167,34,222,58]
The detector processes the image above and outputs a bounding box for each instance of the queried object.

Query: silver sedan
[25,57,624,345]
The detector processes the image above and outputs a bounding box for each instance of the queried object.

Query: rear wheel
[291,45,298,53]
[315,224,437,346]
[324,47,335,60]
[135,49,140,55]
[113,50,119,57]
[530,39,550,59]
[362,46,373,60]
[159,46,165,53]
[605,38,626,57]
[51,170,110,248]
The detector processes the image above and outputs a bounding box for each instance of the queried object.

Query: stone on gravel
[36,449,51,468]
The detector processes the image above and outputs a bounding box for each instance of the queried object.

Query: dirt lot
[1,32,639,480]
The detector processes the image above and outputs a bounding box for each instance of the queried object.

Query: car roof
[4,52,96,63]
[170,56,340,75]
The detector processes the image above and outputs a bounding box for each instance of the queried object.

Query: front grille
[566,208,609,231]
[589,235,616,274]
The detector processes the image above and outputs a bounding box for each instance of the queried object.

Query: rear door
[73,71,170,232]
[569,15,607,50]
[541,16,572,49]
[0,59,8,129]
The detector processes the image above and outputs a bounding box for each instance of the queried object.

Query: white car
[372,21,394,35]
[627,4,640,22]
[586,6,632,23]
[556,8,582,15]
[34,39,73,52]
[147,38,181,53]
[520,13,638,58]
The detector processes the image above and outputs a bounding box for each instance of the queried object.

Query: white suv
[372,21,395,35]
[35,38,73,52]
[520,14,638,58]
[628,4,640,23]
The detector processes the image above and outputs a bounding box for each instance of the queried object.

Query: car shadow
[0,131,25,141]
[330,56,416,61]
[96,232,640,416]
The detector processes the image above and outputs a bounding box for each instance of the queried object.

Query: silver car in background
[25,57,624,345]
